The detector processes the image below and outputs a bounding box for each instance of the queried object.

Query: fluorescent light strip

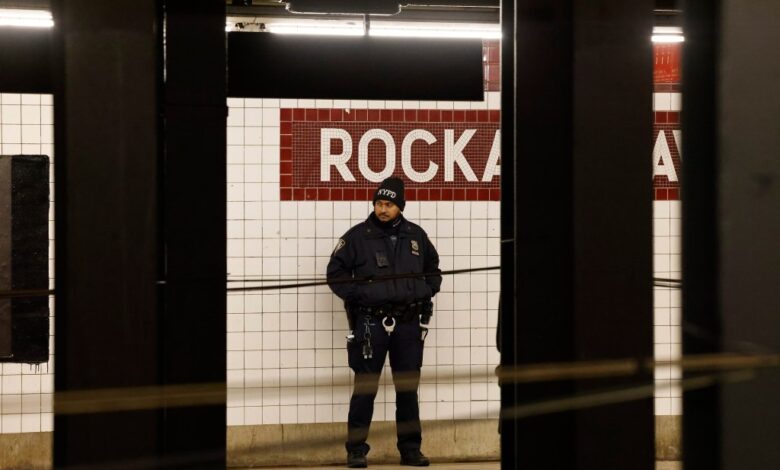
[0,9,53,28]
[651,26,683,43]
[654,26,683,35]
[266,23,501,39]
[266,24,363,36]
[652,34,684,43]
[370,27,501,40]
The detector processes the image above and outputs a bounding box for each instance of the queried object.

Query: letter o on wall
[358,129,396,183]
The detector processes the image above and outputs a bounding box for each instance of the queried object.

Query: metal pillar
[161,0,227,466]
[501,1,655,468]
[683,1,780,468]
[53,0,226,467]
[53,0,162,465]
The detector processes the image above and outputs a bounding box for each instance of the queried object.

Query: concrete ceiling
[0,1,679,28]
[226,1,500,24]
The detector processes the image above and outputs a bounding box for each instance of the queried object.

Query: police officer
[327,176,441,468]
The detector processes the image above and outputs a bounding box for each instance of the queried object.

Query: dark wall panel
[0,29,53,94]
[1,30,484,100]
[0,156,10,358]
[227,32,484,100]
[0,155,50,363]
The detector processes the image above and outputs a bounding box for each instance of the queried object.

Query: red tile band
[483,40,500,92]
[272,42,675,202]
[654,43,681,85]
[654,43,681,201]
[280,108,501,201]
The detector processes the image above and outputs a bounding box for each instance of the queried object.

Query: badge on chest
[410,239,420,256]
[375,251,390,267]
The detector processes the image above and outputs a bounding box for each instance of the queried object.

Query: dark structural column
[53,0,226,467]
[498,0,516,465]
[53,0,162,466]
[162,0,227,466]
[683,1,780,469]
[501,1,654,469]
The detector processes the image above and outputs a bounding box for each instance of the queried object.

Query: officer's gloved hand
[420,299,434,325]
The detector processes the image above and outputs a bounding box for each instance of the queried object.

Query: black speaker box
[0,155,50,363]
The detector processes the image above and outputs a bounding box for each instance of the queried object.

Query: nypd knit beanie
[372,176,406,211]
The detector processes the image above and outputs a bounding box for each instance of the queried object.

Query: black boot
[347,450,367,468]
[400,449,430,466]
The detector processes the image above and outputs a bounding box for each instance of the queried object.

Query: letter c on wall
[401,130,438,183]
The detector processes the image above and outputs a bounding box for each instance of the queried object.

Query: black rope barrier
[0,268,682,299]
[225,265,499,292]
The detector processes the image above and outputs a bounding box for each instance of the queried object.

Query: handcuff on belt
[346,302,432,359]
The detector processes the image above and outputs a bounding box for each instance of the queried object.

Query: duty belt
[355,301,424,321]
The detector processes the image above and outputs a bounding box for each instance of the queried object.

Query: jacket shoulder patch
[333,238,346,255]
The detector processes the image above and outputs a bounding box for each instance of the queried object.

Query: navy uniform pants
[346,314,425,455]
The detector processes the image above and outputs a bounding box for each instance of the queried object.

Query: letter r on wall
[321,128,356,182]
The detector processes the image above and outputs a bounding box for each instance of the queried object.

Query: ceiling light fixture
[266,23,364,36]
[652,26,684,43]
[0,9,53,28]
[264,21,500,39]
[370,25,501,40]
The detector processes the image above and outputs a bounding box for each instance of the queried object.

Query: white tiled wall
[653,200,682,415]
[0,90,683,435]
[225,94,504,426]
[0,93,55,434]
[652,90,683,416]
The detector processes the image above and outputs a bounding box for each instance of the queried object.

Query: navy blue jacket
[327,214,441,307]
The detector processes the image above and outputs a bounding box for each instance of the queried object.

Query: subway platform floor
[239,462,680,469]
[239,464,498,470]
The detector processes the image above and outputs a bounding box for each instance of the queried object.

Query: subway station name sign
[279,108,501,201]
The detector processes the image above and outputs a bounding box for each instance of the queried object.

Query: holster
[345,302,356,331]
